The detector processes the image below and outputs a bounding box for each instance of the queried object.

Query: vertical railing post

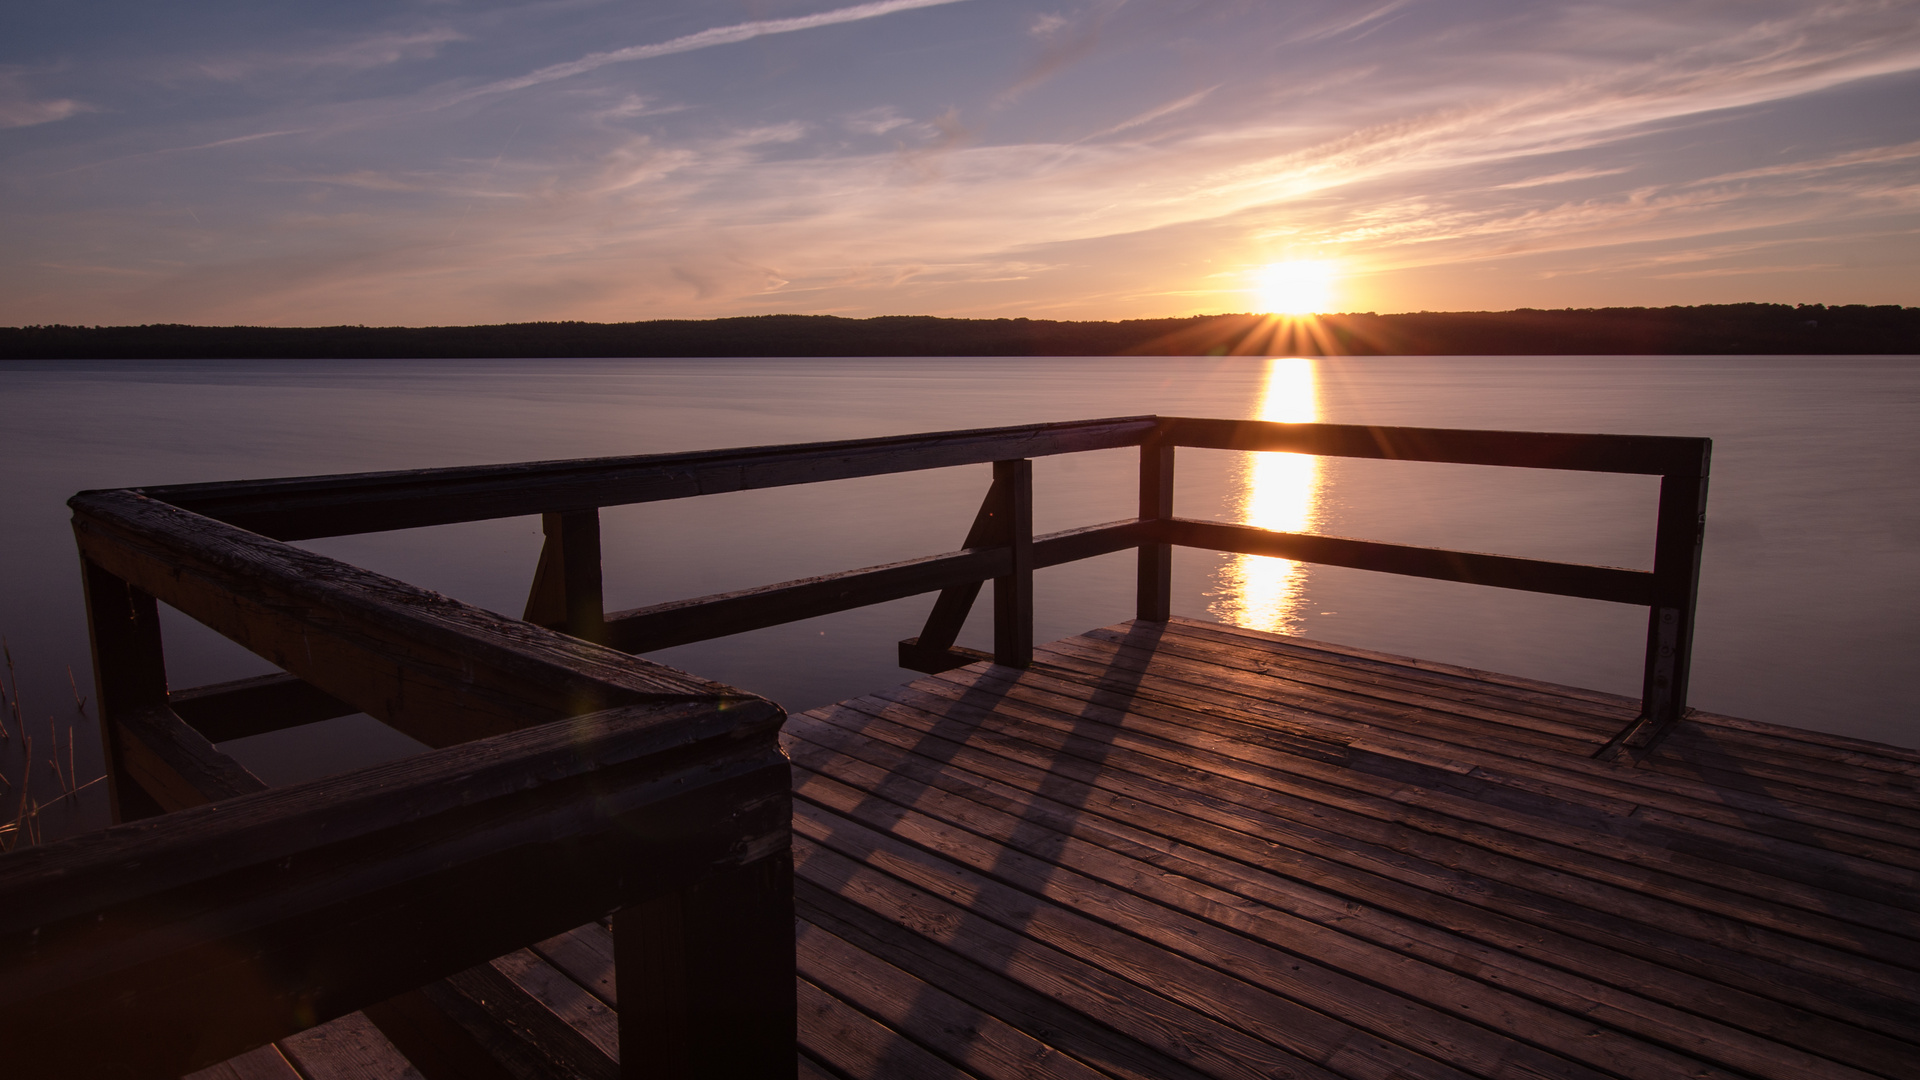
[614,851,796,1080]
[524,509,606,644]
[992,458,1034,667]
[78,556,169,823]
[1632,445,1710,746]
[1137,429,1175,622]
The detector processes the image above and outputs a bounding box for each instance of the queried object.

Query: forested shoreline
[4,303,1915,358]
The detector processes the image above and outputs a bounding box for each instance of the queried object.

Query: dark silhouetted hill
[3,304,1914,359]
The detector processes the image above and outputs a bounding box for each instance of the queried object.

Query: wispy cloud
[1092,86,1218,139]
[195,28,467,81]
[1494,166,1633,189]
[0,69,89,129]
[464,0,972,100]
[1286,0,1417,45]
[1691,138,1920,184]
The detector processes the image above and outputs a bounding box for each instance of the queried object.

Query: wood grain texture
[71,489,754,749]
[279,1012,426,1080]
[787,618,1918,1080]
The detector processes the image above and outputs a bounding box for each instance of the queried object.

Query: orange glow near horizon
[1208,357,1324,635]
[1254,260,1338,315]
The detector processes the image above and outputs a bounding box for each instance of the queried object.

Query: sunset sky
[3,0,1917,325]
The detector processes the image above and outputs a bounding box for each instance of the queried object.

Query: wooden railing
[129,415,1705,746]
[2,414,1706,1077]
[5,485,795,1079]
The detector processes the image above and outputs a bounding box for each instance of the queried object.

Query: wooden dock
[198,616,1920,1080]
[18,415,1917,1079]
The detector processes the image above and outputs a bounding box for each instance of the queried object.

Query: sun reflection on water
[1207,357,1324,635]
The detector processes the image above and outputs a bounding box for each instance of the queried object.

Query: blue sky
[3,0,1917,324]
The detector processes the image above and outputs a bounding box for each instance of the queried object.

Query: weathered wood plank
[532,923,618,1009]
[1165,517,1654,605]
[797,882,1220,1080]
[1171,615,1641,714]
[433,959,617,1080]
[492,949,621,1063]
[141,416,1161,539]
[1150,618,1624,733]
[798,918,1112,1080]
[278,1012,425,1080]
[794,837,1344,1080]
[1079,624,1614,747]
[797,976,970,1080]
[184,1044,303,1080]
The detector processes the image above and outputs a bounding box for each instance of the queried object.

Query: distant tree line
[3,304,1915,359]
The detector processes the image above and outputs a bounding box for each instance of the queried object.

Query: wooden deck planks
[788,617,1920,1080]
[194,617,1917,1080]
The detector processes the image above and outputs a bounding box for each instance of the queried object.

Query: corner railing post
[77,555,169,823]
[992,458,1034,667]
[615,849,796,1080]
[1137,428,1174,621]
[1632,445,1710,747]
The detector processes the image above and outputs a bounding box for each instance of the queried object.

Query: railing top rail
[1158,418,1710,476]
[100,414,1709,542]
[122,415,1160,540]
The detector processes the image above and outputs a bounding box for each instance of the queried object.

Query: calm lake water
[2,355,1915,840]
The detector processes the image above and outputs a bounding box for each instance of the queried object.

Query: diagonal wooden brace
[898,473,1009,674]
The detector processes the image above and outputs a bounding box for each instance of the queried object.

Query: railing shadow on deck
[0,414,1708,1079]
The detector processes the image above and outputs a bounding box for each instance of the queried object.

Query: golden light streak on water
[1207,357,1324,634]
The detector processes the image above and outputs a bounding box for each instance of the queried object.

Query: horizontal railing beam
[0,700,789,1080]
[135,416,1160,540]
[606,547,1011,655]
[1165,518,1654,605]
[169,672,360,743]
[1159,417,1708,476]
[605,519,1150,655]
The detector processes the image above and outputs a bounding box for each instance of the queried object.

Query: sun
[1253,260,1337,315]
